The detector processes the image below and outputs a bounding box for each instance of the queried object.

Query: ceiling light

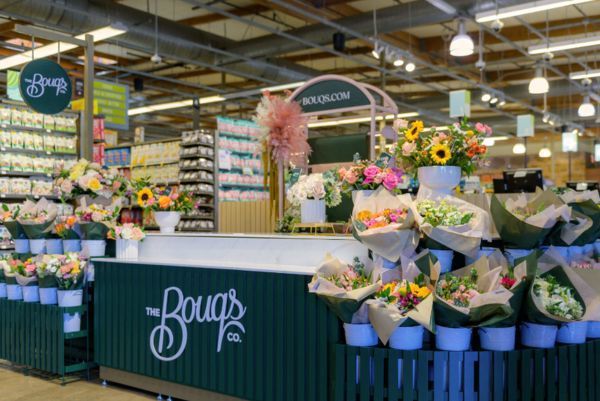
[539,147,552,158]
[481,92,491,102]
[528,34,600,54]
[476,0,593,23]
[0,24,127,70]
[371,49,380,59]
[595,143,600,162]
[490,96,498,104]
[542,112,550,123]
[578,95,595,117]
[405,62,416,72]
[498,97,506,106]
[393,57,404,67]
[570,68,600,80]
[450,19,474,57]
[482,138,495,146]
[513,143,526,154]
[307,112,419,128]
[129,96,225,116]
[528,66,549,94]
[263,81,306,92]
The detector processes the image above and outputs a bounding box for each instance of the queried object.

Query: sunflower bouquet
[395,119,491,175]
[54,158,131,201]
[136,185,194,214]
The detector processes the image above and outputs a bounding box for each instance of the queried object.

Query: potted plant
[76,201,120,257]
[0,204,28,253]
[16,257,39,303]
[55,215,81,252]
[395,119,491,196]
[55,253,86,333]
[110,223,146,259]
[35,254,61,305]
[136,184,194,233]
[286,171,341,224]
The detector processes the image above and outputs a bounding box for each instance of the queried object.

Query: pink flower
[401,141,416,156]
[438,133,447,141]
[485,124,493,136]
[338,167,347,179]
[363,165,381,179]
[344,170,358,185]
[373,173,385,184]
[475,122,486,134]
[383,173,399,191]
[25,264,36,273]
[170,193,179,200]
[393,119,408,130]
[112,181,122,191]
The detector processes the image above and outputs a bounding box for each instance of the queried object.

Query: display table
[93,233,368,401]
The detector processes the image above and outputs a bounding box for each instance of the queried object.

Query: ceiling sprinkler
[151,53,162,64]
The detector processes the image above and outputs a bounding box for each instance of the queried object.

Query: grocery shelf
[0,147,77,157]
[179,166,214,172]
[179,179,214,185]
[181,141,215,148]
[179,153,214,160]
[219,183,266,190]
[0,170,54,177]
[218,131,259,141]
[0,193,58,200]
[0,123,77,135]
[131,160,179,168]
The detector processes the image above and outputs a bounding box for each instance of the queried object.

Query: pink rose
[401,141,416,156]
[112,181,122,191]
[438,133,447,140]
[60,179,73,194]
[344,170,358,185]
[475,122,486,134]
[383,173,398,191]
[338,167,347,179]
[25,264,36,273]
[485,124,493,136]
[374,173,385,184]
[363,165,380,179]
[170,193,179,200]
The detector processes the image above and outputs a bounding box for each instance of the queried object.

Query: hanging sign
[290,78,370,114]
[94,79,129,130]
[6,70,23,101]
[449,90,470,118]
[517,114,535,137]
[19,59,72,115]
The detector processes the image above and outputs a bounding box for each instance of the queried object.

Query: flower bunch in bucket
[17,199,58,254]
[109,223,146,259]
[2,256,26,300]
[54,158,131,201]
[76,200,120,257]
[54,253,85,291]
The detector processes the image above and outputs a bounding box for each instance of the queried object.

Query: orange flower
[478,145,487,154]
[66,215,77,227]
[158,196,173,209]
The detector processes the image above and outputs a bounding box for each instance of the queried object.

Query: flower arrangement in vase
[109,223,146,259]
[286,170,342,223]
[136,183,194,233]
[338,155,404,199]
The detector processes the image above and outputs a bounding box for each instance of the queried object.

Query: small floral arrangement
[54,253,85,290]
[76,203,119,223]
[0,203,20,222]
[55,158,130,200]
[499,272,518,290]
[437,268,480,307]
[55,215,79,240]
[395,119,491,175]
[533,275,584,320]
[109,223,146,241]
[19,257,37,278]
[417,199,474,227]
[325,257,372,291]
[286,171,342,207]
[338,157,403,193]
[136,185,194,213]
[355,208,409,229]
[35,254,62,278]
[375,274,431,314]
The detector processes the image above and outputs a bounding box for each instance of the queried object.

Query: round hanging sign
[19,59,72,115]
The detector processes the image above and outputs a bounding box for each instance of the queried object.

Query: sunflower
[405,120,424,142]
[430,144,452,165]
[137,188,154,207]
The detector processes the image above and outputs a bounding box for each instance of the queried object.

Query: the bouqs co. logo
[146,287,246,362]
[24,73,69,98]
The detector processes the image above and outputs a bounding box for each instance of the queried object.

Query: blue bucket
[344,323,378,347]
[380,258,398,269]
[389,325,424,350]
[504,248,532,266]
[435,325,472,351]
[429,249,453,273]
[479,326,516,351]
[14,239,29,254]
[46,238,64,254]
[557,321,588,344]
[553,246,570,264]
[520,322,557,348]
[63,239,82,253]
[587,321,600,338]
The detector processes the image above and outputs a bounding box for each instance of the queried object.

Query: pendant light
[529,65,549,94]
[578,95,595,117]
[450,19,474,57]
[512,143,526,154]
[539,138,552,158]
[405,62,416,72]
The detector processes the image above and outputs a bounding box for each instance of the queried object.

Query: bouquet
[14,257,38,287]
[2,256,25,285]
[307,254,381,323]
[338,155,403,194]
[415,196,490,257]
[54,215,80,240]
[395,119,491,175]
[17,198,58,239]
[54,158,130,200]
[0,203,26,241]
[54,253,86,290]
[35,254,63,289]
[136,184,194,213]
[109,223,146,241]
[352,187,418,261]
[286,171,342,208]
[491,189,572,249]
[559,190,600,246]
[75,201,120,240]
[434,256,514,328]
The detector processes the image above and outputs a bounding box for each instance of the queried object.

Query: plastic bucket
[343,323,378,347]
[553,246,570,264]
[22,285,40,303]
[6,284,22,301]
[504,249,532,265]
[569,246,584,261]
[14,239,29,254]
[46,239,64,254]
[389,325,424,350]
[39,287,58,305]
[583,243,595,257]
[82,240,106,257]
[63,239,82,253]
[57,289,83,307]
[587,321,600,338]
[0,283,6,298]
[557,321,588,344]
[29,239,46,254]
[595,240,600,256]
[520,322,557,348]
[435,325,472,351]
[63,312,81,333]
[429,249,453,273]
[479,326,516,351]
[465,247,498,265]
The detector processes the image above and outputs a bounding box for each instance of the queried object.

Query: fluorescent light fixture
[570,69,600,80]
[405,62,416,72]
[562,131,578,152]
[490,96,498,104]
[476,0,593,23]
[512,143,526,154]
[0,24,127,70]
[489,136,509,141]
[450,20,474,57]
[539,147,552,158]
[482,138,495,146]
[595,143,600,162]
[578,95,595,117]
[307,112,419,128]
[528,34,600,54]
[422,126,450,132]
[529,66,549,94]
[263,81,305,92]
[128,96,225,116]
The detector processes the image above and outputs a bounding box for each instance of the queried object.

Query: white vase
[351,190,374,203]
[82,240,106,257]
[154,211,181,233]
[116,239,139,259]
[22,285,40,303]
[300,199,326,224]
[417,166,461,196]
[29,239,46,254]
[63,312,81,333]
[57,289,83,307]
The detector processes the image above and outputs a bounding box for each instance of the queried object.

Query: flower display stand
[331,341,600,401]
[0,291,93,384]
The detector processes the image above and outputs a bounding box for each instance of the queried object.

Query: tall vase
[154,211,181,233]
[300,199,326,224]
[417,166,461,197]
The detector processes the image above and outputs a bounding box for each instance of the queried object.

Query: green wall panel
[308,134,368,165]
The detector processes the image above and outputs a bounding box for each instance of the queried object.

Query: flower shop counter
[92,233,368,401]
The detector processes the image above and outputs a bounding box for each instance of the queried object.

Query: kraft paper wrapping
[433,255,514,328]
[18,198,58,240]
[414,190,491,257]
[307,253,381,324]
[15,274,37,287]
[492,190,571,249]
[79,222,109,240]
[352,188,419,262]
[569,200,600,245]
[525,247,600,324]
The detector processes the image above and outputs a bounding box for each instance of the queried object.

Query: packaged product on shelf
[23,132,34,150]
[0,108,11,125]
[43,115,55,130]
[31,180,53,196]
[9,178,31,194]
[66,117,77,133]
[11,109,22,126]
[33,134,44,151]
[21,110,32,127]
[0,178,8,193]
[11,130,23,148]
[43,135,55,152]
[33,112,44,128]
[0,153,9,171]
[0,130,10,148]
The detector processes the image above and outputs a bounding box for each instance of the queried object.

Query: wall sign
[291,79,370,113]
[19,59,72,115]
[6,70,23,101]
[94,79,129,130]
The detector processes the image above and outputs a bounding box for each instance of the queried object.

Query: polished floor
[0,367,156,401]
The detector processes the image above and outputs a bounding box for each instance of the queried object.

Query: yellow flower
[137,188,154,208]
[88,178,102,192]
[356,210,372,221]
[409,282,420,295]
[430,144,452,165]
[405,120,424,142]
[68,160,88,180]
[415,286,431,299]
[398,285,408,296]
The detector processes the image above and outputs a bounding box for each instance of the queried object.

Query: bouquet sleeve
[3,221,27,240]
[18,198,58,240]
[79,222,109,240]
[15,274,37,287]
[568,199,600,245]
[352,188,418,261]
[307,253,380,324]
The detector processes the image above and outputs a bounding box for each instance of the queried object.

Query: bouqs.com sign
[19,59,72,115]
[146,287,246,362]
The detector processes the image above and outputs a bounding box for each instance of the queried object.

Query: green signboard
[94,79,129,130]
[7,70,23,102]
[94,261,338,401]
[19,59,72,115]
[292,79,370,113]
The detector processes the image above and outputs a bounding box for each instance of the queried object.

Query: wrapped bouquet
[560,190,600,247]
[75,201,120,240]
[55,253,86,291]
[17,198,58,240]
[352,187,418,262]
[54,215,80,240]
[286,171,342,208]
[0,203,26,242]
